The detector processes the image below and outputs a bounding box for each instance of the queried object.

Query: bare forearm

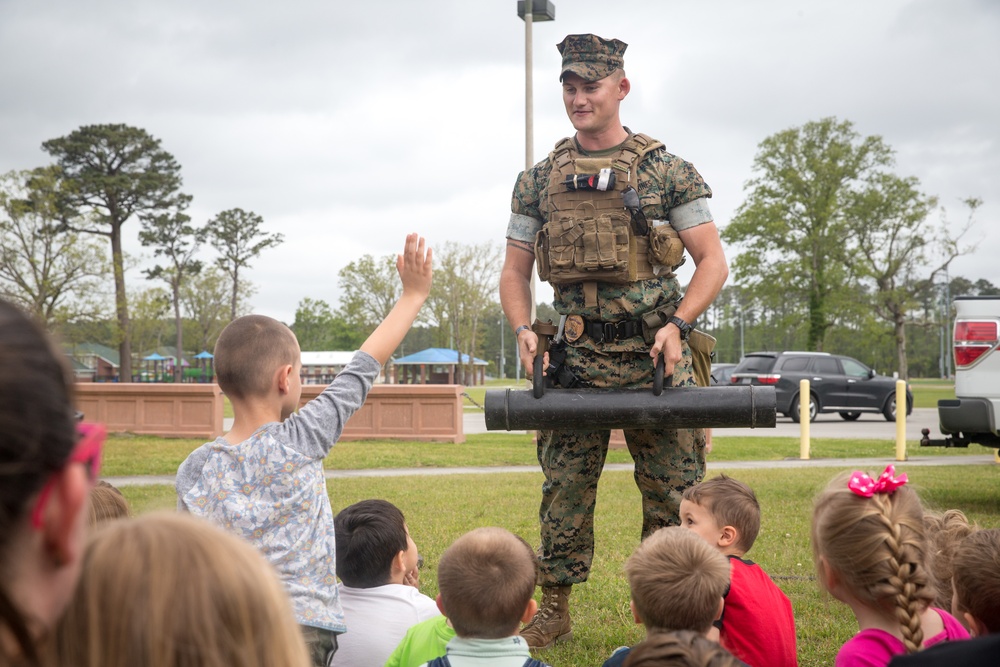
[675,253,729,324]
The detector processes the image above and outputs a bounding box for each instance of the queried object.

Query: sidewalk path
[105,454,997,488]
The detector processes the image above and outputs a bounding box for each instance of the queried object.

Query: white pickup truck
[921,295,1000,449]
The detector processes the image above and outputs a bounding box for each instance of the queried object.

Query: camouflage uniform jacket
[507,132,713,354]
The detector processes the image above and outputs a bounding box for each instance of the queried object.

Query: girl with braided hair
[811,466,969,667]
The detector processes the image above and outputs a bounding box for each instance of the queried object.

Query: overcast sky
[1,0,997,325]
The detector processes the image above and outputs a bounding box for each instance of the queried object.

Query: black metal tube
[484,386,776,431]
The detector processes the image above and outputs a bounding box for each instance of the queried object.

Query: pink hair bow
[848,464,908,498]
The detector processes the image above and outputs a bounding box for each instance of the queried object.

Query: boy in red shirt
[680,474,798,667]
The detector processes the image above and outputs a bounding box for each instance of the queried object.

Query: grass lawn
[120,464,1000,667]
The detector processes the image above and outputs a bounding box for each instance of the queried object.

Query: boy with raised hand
[176,233,432,667]
[423,527,549,667]
[332,499,439,667]
[602,526,733,667]
[679,474,797,667]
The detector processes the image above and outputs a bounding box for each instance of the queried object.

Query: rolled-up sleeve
[669,198,714,231]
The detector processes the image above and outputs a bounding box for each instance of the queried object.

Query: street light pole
[518,1,554,329]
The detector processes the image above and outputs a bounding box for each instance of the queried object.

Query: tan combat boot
[520,584,573,649]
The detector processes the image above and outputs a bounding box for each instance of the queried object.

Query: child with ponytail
[811,466,969,667]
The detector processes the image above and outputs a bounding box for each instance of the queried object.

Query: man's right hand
[517,329,549,379]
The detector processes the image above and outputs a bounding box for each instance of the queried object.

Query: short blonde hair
[625,527,729,633]
[52,512,310,667]
[682,474,760,553]
[437,527,537,639]
[214,314,299,400]
[87,480,131,525]
[623,629,745,667]
[952,528,1000,633]
[812,471,934,654]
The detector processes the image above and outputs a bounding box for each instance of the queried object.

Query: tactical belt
[583,318,643,343]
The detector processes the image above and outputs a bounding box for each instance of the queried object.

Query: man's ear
[629,599,642,625]
[719,525,738,550]
[520,598,538,624]
[42,465,90,569]
[618,75,630,100]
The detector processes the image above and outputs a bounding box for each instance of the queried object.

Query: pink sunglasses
[30,421,106,529]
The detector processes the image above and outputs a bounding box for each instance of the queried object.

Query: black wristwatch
[666,315,693,341]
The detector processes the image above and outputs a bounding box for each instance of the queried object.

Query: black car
[710,362,737,386]
[729,351,913,423]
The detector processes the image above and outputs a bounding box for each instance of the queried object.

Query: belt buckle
[602,322,617,343]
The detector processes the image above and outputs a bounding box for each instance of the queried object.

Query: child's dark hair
[437,527,537,639]
[334,499,409,588]
[682,473,760,553]
[623,629,747,667]
[213,315,298,400]
[952,528,1000,634]
[0,299,78,665]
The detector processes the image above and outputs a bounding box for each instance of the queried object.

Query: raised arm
[360,233,433,365]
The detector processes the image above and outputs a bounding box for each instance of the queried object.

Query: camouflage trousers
[535,343,706,586]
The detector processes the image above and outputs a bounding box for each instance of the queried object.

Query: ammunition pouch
[688,329,717,388]
[648,224,686,270]
[544,340,579,389]
[639,303,680,346]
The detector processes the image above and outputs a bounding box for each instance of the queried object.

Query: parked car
[729,351,913,423]
[710,362,737,386]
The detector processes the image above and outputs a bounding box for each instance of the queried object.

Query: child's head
[436,527,538,639]
[622,629,746,667]
[0,299,85,665]
[680,474,760,556]
[88,480,131,526]
[53,512,310,667]
[625,526,729,634]
[812,466,934,654]
[951,528,1000,636]
[214,314,300,409]
[922,508,974,611]
[335,499,418,588]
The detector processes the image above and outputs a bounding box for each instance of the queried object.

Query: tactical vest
[534,133,686,307]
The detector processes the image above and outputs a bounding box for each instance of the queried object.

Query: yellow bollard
[895,379,907,461]
[799,379,810,460]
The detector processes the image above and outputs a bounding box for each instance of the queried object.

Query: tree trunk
[111,227,132,381]
[229,265,240,322]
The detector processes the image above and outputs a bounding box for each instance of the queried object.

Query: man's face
[679,499,725,549]
[561,71,626,135]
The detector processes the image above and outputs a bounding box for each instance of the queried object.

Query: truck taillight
[954,320,998,367]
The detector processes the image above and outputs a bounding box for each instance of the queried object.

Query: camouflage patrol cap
[557,34,627,82]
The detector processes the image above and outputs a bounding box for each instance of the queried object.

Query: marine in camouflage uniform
[498,34,729,649]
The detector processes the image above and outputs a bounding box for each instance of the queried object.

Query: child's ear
[390,549,407,578]
[520,598,538,624]
[963,612,988,638]
[435,593,447,617]
[277,364,293,394]
[719,525,738,549]
[715,597,725,622]
[42,465,90,569]
[629,599,642,625]
[819,555,841,594]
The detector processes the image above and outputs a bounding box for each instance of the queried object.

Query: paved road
[465,407,943,441]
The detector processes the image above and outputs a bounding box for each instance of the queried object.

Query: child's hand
[397,233,433,301]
